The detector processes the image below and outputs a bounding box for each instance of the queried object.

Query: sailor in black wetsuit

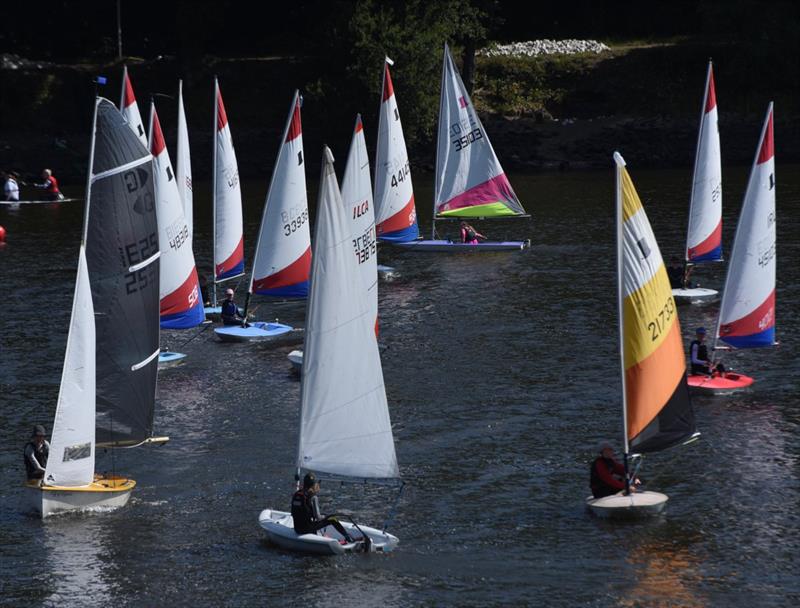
[689,327,725,376]
[24,425,50,481]
[291,472,354,542]
[220,288,245,326]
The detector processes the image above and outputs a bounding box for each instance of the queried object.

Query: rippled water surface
[1,163,798,607]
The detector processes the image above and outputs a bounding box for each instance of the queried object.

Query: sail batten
[250,90,311,299]
[435,43,525,219]
[297,147,398,480]
[685,61,723,263]
[715,104,776,349]
[616,153,695,454]
[89,98,160,447]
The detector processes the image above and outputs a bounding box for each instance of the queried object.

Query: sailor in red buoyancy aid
[35,169,64,201]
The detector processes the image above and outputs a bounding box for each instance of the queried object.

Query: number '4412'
[390,162,410,188]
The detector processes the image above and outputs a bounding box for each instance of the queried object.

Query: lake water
[1,163,798,606]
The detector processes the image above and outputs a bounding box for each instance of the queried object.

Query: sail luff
[176,79,193,248]
[212,77,218,305]
[614,152,630,456]
[713,103,775,351]
[44,247,96,487]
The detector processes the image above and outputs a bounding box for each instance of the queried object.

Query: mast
[82,98,101,244]
[613,151,630,490]
[119,65,127,111]
[433,44,449,240]
[212,76,219,308]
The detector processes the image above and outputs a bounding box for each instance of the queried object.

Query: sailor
[24,425,50,481]
[666,257,685,289]
[3,171,20,201]
[34,169,64,201]
[689,327,725,376]
[291,472,355,543]
[460,221,485,244]
[590,442,639,498]
[220,288,244,325]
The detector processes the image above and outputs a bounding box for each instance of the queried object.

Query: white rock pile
[479,40,610,57]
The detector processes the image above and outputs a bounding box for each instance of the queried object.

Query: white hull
[672,286,718,303]
[0,198,80,206]
[258,508,399,555]
[288,350,303,373]
[586,490,668,519]
[25,477,135,518]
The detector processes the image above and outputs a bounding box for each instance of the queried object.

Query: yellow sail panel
[620,167,643,222]
[622,267,677,369]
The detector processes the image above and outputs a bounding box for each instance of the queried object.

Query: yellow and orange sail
[616,153,696,453]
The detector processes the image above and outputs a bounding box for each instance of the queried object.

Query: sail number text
[647,295,676,342]
[282,208,308,236]
[122,232,158,295]
[390,161,410,188]
[353,225,377,264]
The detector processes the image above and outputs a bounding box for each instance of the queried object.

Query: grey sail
[88,98,160,447]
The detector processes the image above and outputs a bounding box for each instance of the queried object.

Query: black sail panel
[629,375,696,454]
[88,98,160,447]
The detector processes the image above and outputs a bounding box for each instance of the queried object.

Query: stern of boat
[25,474,136,517]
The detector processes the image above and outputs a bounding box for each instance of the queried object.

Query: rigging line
[382,481,406,532]
[176,322,212,348]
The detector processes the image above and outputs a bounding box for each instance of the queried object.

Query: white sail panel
[119,66,148,148]
[214,79,245,281]
[434,43,525,219]
[250,91,311,298]
[341,115,378,330]
[373,58,419,242]
[149,103,204,329]
[716,104,776,348]
[298,147,398,480]
[176,80,194,248]
[686,61,722,262]
[45,247,96,487]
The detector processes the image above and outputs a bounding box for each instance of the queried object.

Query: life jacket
[463,227,476,242]
[590,457,619,495]
[689,339,709,362]
[291,489,315,533]
[46,176,60,194]
[220,299,238,319]
[24,441,48,479]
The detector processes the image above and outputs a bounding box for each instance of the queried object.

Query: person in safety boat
[34,169,64,201]
[689,327,725,376]
[590,442,640,498]
[24,425,50,481]
[460,221,486,244]
[291,472,356,543]
[220,288,245,326]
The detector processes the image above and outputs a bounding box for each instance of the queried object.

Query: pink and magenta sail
[374,58,419,242]
[213,79,245,282]
[434,44,525,219]
[685,61,723,263]
[249,90,311,299]
[715,104,776,349]
[149,103,204,329]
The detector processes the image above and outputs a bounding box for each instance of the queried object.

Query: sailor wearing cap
[290,472,356,543]
[24,425,50,480]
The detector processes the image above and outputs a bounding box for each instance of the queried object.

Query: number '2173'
[647,296,675,341]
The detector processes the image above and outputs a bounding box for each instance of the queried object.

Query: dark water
[1,164,799,607]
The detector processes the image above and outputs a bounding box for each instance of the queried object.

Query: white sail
[213,78,245,281]
[341,115,378,329]
[149,102,204,329]
[685,61,722,262]
[249,90,311,298]
[119,66,148,148]
[715,104,776,349]
[44,247,96,487]
[434,43,525,219]
[373,57,419,242]
[297,147,398,480]
[176,80,194,247]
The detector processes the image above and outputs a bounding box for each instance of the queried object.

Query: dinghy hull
[203,306,222,321]
[394,239,529,252]
[672,287,718,303]
[258,509,399,555]
[158,351,187,368]
[687,372,754,394]
[585,491,668,519]
[25,476,135,518]
[214,321,294,343]
[288,350,303,374]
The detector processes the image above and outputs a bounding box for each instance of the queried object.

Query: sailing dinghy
[673,61,722,303]
[260,147,401,554]
[205,78,246,321]
[397,43,529,252]
[148,102,205,366]
[687,104,776,394]
[586,152,698,519]
[119,66,148,148]
[285,114,378,370]
[26,98,163,516]
[214,92,307,343]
